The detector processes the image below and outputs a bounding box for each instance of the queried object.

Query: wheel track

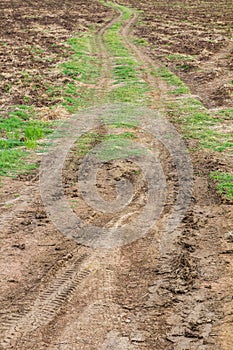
[0,249,122,349]
[120,11,201,108]
[1,6,179,349]
[0,11,122,349]
[114,5,187,255]
[94,11,123,97]
[91,29,182,343]
[0,3,218,349]
[113,5,221,349]
[120,12,169,110]
[103,7,182,263]
[0,254,91,349]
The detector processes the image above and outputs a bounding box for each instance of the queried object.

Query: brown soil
[0,1,233,350]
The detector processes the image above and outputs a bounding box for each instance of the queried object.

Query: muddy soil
[0,1,233,350]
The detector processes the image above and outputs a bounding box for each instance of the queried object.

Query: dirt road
[0,2,232,349]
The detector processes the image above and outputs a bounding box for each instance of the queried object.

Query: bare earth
[0,1,233,350]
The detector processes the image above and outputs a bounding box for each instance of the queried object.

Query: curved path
[0,2,231,350]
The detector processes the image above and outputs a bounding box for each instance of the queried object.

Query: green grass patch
[0,112,53,176]
[133,37,149,46]
[103,105,140,128]
[60,34,101,112]
[166,98,233,153]
[0,116,52,148]
[62,36,100,83]
[210,172,233,200]
[153,67,190,95]
[72,130,137,159]
[73,132,103,157]
[109,83,149,103]
[71,124,143,162]
[0,148,37,176]
[167,53,195,61]
[113,58,138,81]
[217,108,233,119]
[104,132,136,141]
[102,3,150,104]
[97,138,145,162]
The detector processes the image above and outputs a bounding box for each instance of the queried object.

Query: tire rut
[0,3,228,350]
[0,11,121,349]
[94,11,123,96]
[0,6,195,349]
[111,6,223,349]
[0,254,90,349]
[120,12,169,110]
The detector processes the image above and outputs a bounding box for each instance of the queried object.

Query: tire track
[112,9,183,260]
[37,6,194,349]
[116,7,189,253]
[0,11,122,349]
[120,11,200,107]
[0,254,90,349]
[94,11,123,96]
[113,6,220,349]
[120,12,169,110]
[0,3,217,349]
[0,250,121,349]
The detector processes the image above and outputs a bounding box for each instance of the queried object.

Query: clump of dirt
[210,82,233,106]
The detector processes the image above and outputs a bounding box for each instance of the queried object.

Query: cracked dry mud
[0,1,233,350]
